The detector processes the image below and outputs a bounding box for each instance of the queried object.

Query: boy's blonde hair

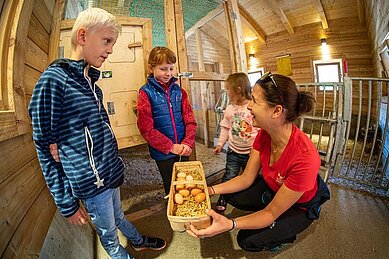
[148,46,176,69]
[226,72,252,100]
[71,8,122,49]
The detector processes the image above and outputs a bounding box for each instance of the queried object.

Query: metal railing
[333,77,389,190]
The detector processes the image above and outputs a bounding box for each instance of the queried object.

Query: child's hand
[213,145,222,154]
[180,144,192,156]
[67,207,88,225]
[170,144,184,155]
[50,143,61,162]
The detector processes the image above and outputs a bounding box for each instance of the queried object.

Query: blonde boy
[29,8,165,258]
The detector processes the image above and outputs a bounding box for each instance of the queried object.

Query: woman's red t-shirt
[253,124,320,203]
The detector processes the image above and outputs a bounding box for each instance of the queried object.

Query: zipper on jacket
[166,93,178,143]
[84,68,101,112]
[84,125,105,188]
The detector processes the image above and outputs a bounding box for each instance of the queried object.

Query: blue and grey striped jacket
[28,59,124,217]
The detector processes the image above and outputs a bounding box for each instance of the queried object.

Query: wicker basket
[167,161,212,231]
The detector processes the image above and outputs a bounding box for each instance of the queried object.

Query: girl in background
[213,72,259,213]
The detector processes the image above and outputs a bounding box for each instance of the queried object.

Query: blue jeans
[223,148,250,182]
[83,187,143,259]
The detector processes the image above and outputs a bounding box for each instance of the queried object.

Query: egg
[185,183,196,190]
[175,184,185,191]
[177,172,187,178]
[185,175,194,181]
[191,188,203,196]
[176,177,186,181]
[178,189,190,197]
[194,192,206,203]
[174,193,184,204]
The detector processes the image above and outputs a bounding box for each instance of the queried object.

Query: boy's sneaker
[132,236,166,251]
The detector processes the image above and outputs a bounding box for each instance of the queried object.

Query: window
[313,59,343,90]
[248,68,264,87]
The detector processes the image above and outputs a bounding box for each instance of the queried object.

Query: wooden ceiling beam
[185,6,223,38]
[238,3,266,43]
[267,0,294,35]
[313,0,328,29]
[204,19,229,43]
[199,28,229,50]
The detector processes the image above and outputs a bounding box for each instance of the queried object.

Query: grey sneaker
[132,236,167,251]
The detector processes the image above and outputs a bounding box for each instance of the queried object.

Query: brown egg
[194,192,206,203]
[179,189,190,197]
[175,184,185,191]
[185,183,196,190]
[191,188,203,196]
[174,193,184,204]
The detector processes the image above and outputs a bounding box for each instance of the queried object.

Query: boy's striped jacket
[28,59,124,217]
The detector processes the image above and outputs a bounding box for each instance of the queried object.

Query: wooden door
[59,17,152,149]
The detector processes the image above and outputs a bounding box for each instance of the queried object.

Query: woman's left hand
[187,209,233,239]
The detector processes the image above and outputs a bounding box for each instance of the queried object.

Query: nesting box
[167,161,212,231]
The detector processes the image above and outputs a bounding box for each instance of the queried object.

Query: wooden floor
[120,184,389,259]
[40,143,389,258]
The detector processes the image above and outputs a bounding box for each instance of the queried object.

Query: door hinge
[58,46,64,58]
[178,72,193,78]
[107,101,115,115]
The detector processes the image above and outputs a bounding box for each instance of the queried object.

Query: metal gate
[298,77,389,193]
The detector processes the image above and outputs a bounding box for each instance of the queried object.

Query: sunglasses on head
[259,71,285,109]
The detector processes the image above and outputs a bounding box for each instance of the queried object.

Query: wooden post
[195,29,209,148]
[48,0,66,63]
[224,0,247,73]
[10,0,35,136]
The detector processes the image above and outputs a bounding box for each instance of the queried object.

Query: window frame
[313,59,343,91]
[248,68,265,87]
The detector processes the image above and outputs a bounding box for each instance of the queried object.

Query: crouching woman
[188,73,330,251]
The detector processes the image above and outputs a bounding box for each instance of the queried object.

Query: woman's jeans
[83,187,143,259]
[224,175,314,251]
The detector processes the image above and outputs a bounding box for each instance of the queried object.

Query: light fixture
[321,38,327,46]
[249,53,255,58]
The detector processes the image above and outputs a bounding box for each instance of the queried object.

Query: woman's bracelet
[229,218,237,232]
[210,186,216,195]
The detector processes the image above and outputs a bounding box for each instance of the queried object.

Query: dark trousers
[224,175,314,251]
[156,156,189,195]
[223,148,250,182]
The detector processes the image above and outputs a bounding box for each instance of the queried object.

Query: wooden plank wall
[0,0,60,257]
[246,17,373,82]
[1,0,96,257]
[246,17,375,120]
[365,0,389,92]
[0,0,56,258]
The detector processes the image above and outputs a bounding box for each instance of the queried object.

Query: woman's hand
[207,186,215,196]
[187,209,233,238]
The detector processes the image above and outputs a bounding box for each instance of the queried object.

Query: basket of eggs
[167,161,212,231]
